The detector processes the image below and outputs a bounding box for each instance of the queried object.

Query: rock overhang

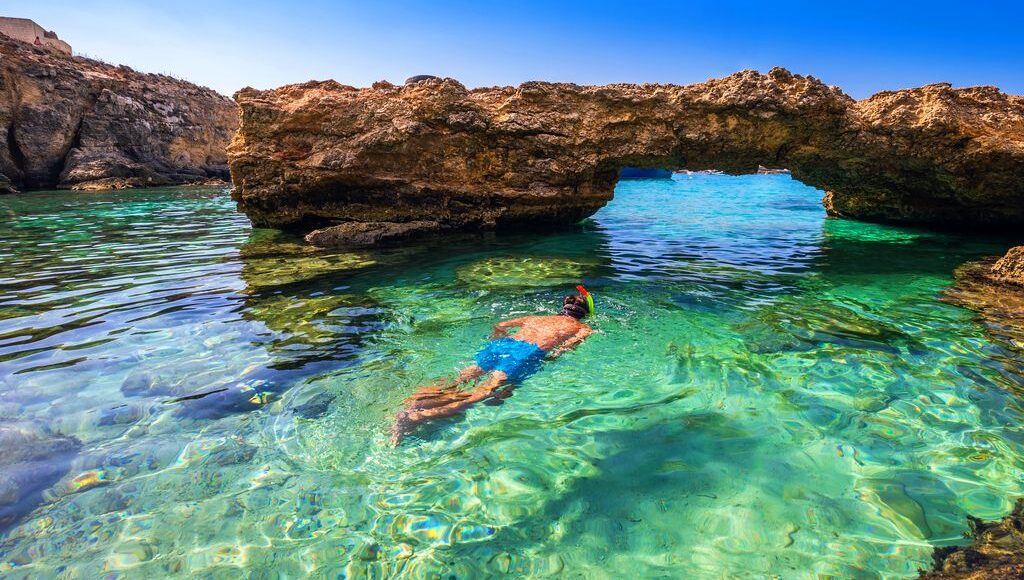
[227,68,1024,246]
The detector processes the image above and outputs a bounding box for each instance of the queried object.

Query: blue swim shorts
[474,338,547,383]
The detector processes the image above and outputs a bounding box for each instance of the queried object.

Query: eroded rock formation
[228,68,1024,244]
[0,32,237,192]
[990,247,1024,287]
[944,246,1024,352]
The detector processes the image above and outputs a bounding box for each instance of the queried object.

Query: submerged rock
[0,424,81,530]
[455,256,597,288]
[293,392,336,419]
[0,32,237,191]
[920,498,1024,579]
[229,69,1024,241]
[97,403,148,427]
[736,299,926,356]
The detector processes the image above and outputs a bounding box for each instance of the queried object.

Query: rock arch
[228,68,1024,244]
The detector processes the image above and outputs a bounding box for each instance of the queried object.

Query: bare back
[392,311,593,443]
[505,315,590,351]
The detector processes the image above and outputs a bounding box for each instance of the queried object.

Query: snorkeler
[391,286,595,445]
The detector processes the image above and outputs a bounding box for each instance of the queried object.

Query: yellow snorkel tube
[576,285,595,316]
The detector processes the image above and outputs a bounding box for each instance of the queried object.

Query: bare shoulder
[518,315,547,325]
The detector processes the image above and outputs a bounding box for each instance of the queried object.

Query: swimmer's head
[562,295,588,320]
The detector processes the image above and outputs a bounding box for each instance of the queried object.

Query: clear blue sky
[6,0,1022,98]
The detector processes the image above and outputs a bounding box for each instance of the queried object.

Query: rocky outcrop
[990,246,1024,286]
[228,68,1024,244]
[405,75,441,85]
[920,498,1024,579]
[0,32,237,192]
[943,246,1024,352]
[305,220,441,247]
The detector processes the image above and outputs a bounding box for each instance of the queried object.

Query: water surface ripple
[1,177,1022,577]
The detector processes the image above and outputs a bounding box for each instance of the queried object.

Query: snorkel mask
[576,285,595,317]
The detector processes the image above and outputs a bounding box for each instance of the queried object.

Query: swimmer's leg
[454,365,487,386]
[404,366,486,411]
[392,371,508,445]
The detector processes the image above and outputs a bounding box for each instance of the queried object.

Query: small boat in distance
[619,167,673,179]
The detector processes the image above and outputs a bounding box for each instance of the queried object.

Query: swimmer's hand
[489,318,526,339]
[547,327,592,360]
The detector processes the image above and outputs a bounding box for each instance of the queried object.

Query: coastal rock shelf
[944,245,1024,353]
[228,68,1024,244]
[0,33,237,192]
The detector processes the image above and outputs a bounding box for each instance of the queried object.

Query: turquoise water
[1,176,1023,577]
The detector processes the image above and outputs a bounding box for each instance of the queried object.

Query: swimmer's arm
[547,327,592,359]
[489,317,527,339]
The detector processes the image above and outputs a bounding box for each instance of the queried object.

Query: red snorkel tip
[575,285,595,316]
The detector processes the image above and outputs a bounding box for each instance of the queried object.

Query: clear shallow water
[1,177,1023,577]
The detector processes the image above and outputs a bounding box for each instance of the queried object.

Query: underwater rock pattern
[0,33,237,191]
[0,424,81,530]
[229,68,1024,238]
[920,498,1024,579]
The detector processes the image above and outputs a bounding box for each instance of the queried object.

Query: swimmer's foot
[409,385,449,398]
[391,411,411,446]
[483,386,513,406]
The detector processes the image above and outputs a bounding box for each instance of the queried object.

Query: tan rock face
[0,33,238,191]
[943,248,1024,353]
[228,68,1024,241]
[990,246,1024,286]
[305,220,441,248]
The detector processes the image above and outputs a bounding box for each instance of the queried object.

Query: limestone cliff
[0,32,237,192]
[228,68,1024,244]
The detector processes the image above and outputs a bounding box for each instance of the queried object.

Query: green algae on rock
[238,228,378,289]
[455,256,599,288]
